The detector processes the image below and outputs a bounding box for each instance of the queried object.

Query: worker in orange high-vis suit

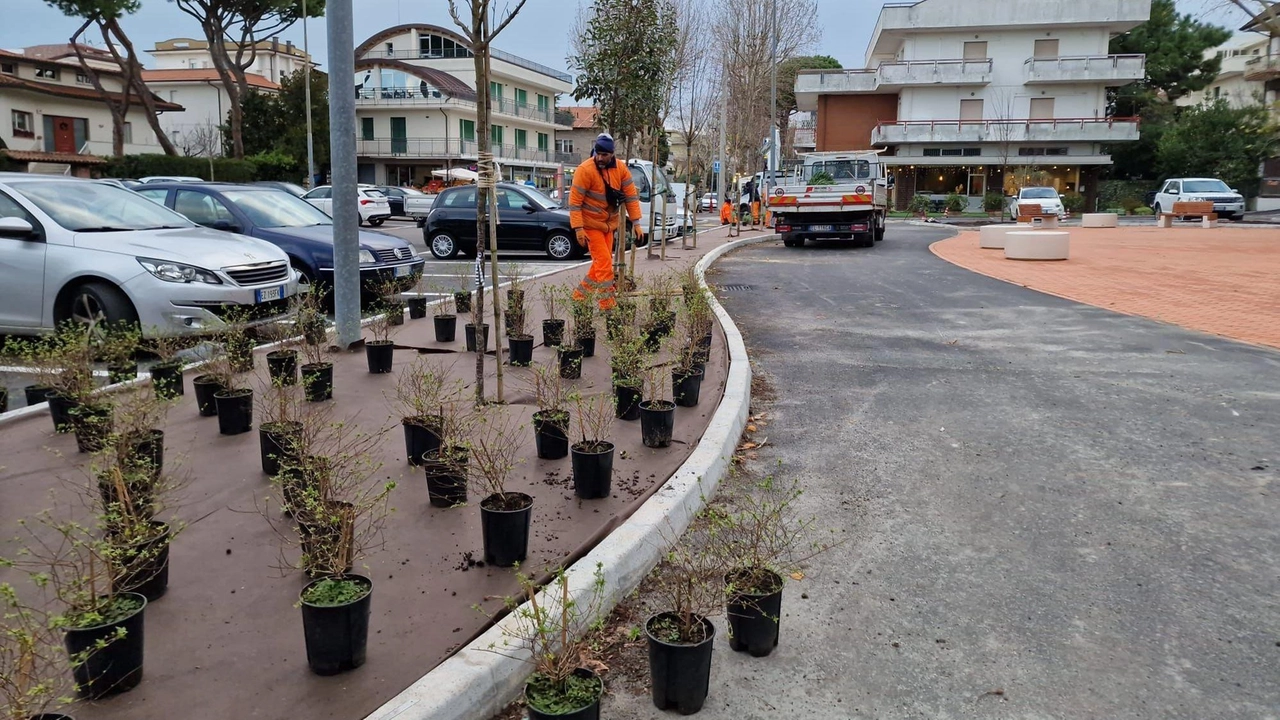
[568,133,644,311]
[720,197,733,225]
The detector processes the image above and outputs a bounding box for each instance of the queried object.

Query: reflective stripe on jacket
[568,158,642,232]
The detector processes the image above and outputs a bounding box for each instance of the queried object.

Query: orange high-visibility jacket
[720,200,733,224]
[568,158,642,233]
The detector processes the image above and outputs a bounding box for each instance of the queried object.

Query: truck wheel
[860,234,875,248]
[783,235,802,248]
[874,215,886,242]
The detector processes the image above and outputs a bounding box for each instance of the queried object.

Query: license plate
[810,225,834,232]
[394,265,412,278]
[255,285,284,303]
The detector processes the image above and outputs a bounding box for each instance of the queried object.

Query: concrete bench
[1005,231,1069,261]
[1016,207,1060,228]
[1081,213,1119,228]
[980,224,1020,249]
[1158,201,1217,229]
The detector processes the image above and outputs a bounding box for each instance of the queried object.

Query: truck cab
[627,159,689,238]
[772,151,890,249]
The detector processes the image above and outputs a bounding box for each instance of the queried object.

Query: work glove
[574,228,588,248]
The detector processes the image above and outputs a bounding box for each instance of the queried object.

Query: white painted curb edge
[363,234,778,720]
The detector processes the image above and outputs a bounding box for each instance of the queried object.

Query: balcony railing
[1024,54,1145,84]
[795,69,877,95]
[356,136,555,163]
[877,58,993,86]
[1244,55,1280,82]
[354,87,557,124]
[793,128,816,147]
[359,47,571,84]
[871,117,1141,145]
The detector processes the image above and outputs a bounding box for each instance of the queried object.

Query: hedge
[1098,180,1153,211]
[102,154,256,182]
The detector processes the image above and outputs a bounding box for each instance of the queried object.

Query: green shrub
[1133,206,1154,216]
[1098,180,1150,212]
[944,193,967,213]
[1119,196,1143,215]
[907,194,932,215]
[982,191,1006,212]
[1062,193,1086,214]
[246,151,299,182]
[808,170,835,185]
[102,154,255,182]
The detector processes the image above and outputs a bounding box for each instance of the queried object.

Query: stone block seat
[1081,213,1119,228]
[1004,231,1070,261]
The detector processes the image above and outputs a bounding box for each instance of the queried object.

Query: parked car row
[0,174,423,339]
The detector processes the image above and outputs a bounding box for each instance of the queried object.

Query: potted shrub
[191,341,231,418]
[943,192,967,217]
[606,325,645,422]
[423,395,474,508]
[570,393,614,500]
[645,519,725,714]
[222,312,257,375]
[642,274,677,353]
[507,278,535,368]
[983,191,1006,220]
[299,313,334,403]
[540,284,566,347]
[378,280,406,328]
[394,357,454,467]
[0,583,79,718]
[297,285,329,347]
[364,306,396,374]
[96,439,185,605]
[454,288,473,316]
[98,324,141,385]
[211,339,253,436]
[556,309,584,380]
[639,365,675,449]
[144,334,188,400]
[486,565,608,720]
[433,287,458,343]
[571,300,597,358]
[4,323,97,433]
[907,193,932,220]
[407,277,429,320]
[529,363,572,460]
[257,377,305,478]
[469,407,531,568]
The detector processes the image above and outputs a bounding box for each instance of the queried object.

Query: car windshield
[221,189,333,228]
[1020,187,1059,199]
[522,187,560,210]
[1183,180,1231,193]
[361,189,387,198]
[10,180,194,231]
[807,160,871,182]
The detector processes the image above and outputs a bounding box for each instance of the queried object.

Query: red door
[50,116,76,153]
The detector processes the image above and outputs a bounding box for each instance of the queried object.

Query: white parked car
[700,192,715,212]
[1152,178,1245,220]
[1011,186,1066,218]
[302,184,393,227]
[0,174,298,338]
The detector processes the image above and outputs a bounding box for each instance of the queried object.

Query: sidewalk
[930,226,1280,349]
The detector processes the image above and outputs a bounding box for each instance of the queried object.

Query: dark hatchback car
[422,182,581,260]
[136,183,425,292]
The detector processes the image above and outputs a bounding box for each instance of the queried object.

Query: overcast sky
[0,0,1251,103]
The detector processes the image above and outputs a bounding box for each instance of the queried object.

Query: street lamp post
[303,0,316,188]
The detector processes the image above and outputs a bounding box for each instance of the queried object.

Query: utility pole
[303,0,316,188]
[717,54,727,214]
[768,0,778,200]
[327,0,360,348]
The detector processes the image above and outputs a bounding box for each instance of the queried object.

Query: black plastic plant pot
[525,668,603,720]
[558,345,583,380]
[480,492,533,567]
[465,323,489,352]
[386,303,406,326]
[127,429,165,479]
[532,410,570,460]
[434,314,457,343]
[424,447,468,507]
[639,401,676,449]
[267,349,298,386]
[72,404,112,454]
[108,362,138,385]
[112,522,171,602]
[645,612,715,715]
[299,574,372,676]
[260,421,303,477]
[615,383,642,421]
[64,592,147,699]
[192,375,225,417]
[454,290,473,314]
[578,333,597,358]
[214,388,254,436]
[0,386,6,414]
[542,318,565,347]
[25,383,54,407]
[571,441,614,499]
[302,363,334,402]
[29,714,75,720]
[402,416,443,467]
[696,332,713,350]
[509,335,534,367]
[46,391,76,432]
[725,568,784,658]
[672,369,704,408]
[150,360,184,399]
[365,341,395,374]
[408,297,429,319]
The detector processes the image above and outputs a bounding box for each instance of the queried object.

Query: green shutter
[515,129,527,148]
[491,124,503,145]
[515,88,527,106]
[360,117,374,141]
[537,94,549,112]
[537,132,548,151]
[460,119,475,142]
[490,81,502,100]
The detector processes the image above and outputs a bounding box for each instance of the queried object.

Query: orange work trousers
[571,227,617,311]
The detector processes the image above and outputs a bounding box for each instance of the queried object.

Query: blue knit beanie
[593,133,615,154]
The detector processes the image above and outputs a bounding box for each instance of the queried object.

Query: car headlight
[359,249,376,264]
[137,257,222,284]
[406,245,419,258]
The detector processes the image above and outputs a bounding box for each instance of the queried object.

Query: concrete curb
[363,234,777,720]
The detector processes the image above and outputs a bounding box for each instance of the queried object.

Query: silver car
[0,174,298,337]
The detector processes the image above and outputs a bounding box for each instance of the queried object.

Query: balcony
[795,69,877,107]
[1024,54,1145,84]
[1244,55,1280,82]
[356,136,556,164]
[871,117,1140,145]
[877,58,992,87]
[793,128,816,149]
[355,88,559,125]
[358,47,572,84]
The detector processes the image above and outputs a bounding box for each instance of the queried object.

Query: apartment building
[0,44,181,174]
[149,37,311,83]
[352,24,573,187]
[795,0,1151,211]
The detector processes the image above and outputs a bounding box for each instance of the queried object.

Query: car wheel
[740,203,751,219]
[369,218,385,227]
[545,231,575,260]
[1153,203,1162,215]
[64,281,137,331]
[429,232,459,259]
[291,261,315,291]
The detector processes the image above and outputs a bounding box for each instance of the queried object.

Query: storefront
[886,161,1095,212]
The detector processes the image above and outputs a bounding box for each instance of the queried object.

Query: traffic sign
[713,161,721,173]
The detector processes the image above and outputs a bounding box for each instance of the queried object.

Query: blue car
[136,183,424,294]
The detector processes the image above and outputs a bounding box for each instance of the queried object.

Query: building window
[35,67,59,80]
[491,124,504,145]
[490,81,503,101]
[1029,97,1055,120]
[11,110,33,137]
[557,138,573,154]
[385,42,394,56]
[515,88,527,107]
[959,98,983,121]
[0,62,14,75]
[420,34,472,59]
[459,119,476,142]
[537,94,549,113]
[962,41,987,60]
[123,122,133,144]
[360,117,374,141]
[923,147,981,157]
[514,128,528,148]
[1018,147,1069,156]
[169,90,178,102]
[75,71,92,85]
[537,132,549,152]
[1033,39,1059,59]
[1213,86,1221,99]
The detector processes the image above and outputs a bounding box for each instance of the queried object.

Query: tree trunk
[71,20,129,156]
[104,19,178,156]
[200,25,246,158]
[471,5,490,406]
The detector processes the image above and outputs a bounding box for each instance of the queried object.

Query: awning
[1,149,107,165]
[431,168,478,181]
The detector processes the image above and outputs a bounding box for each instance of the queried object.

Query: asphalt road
[606,227,1279,718]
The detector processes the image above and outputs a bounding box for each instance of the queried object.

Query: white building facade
[1177,34,1280,113]
[796,0,1150,210]
[352,24,573,188]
